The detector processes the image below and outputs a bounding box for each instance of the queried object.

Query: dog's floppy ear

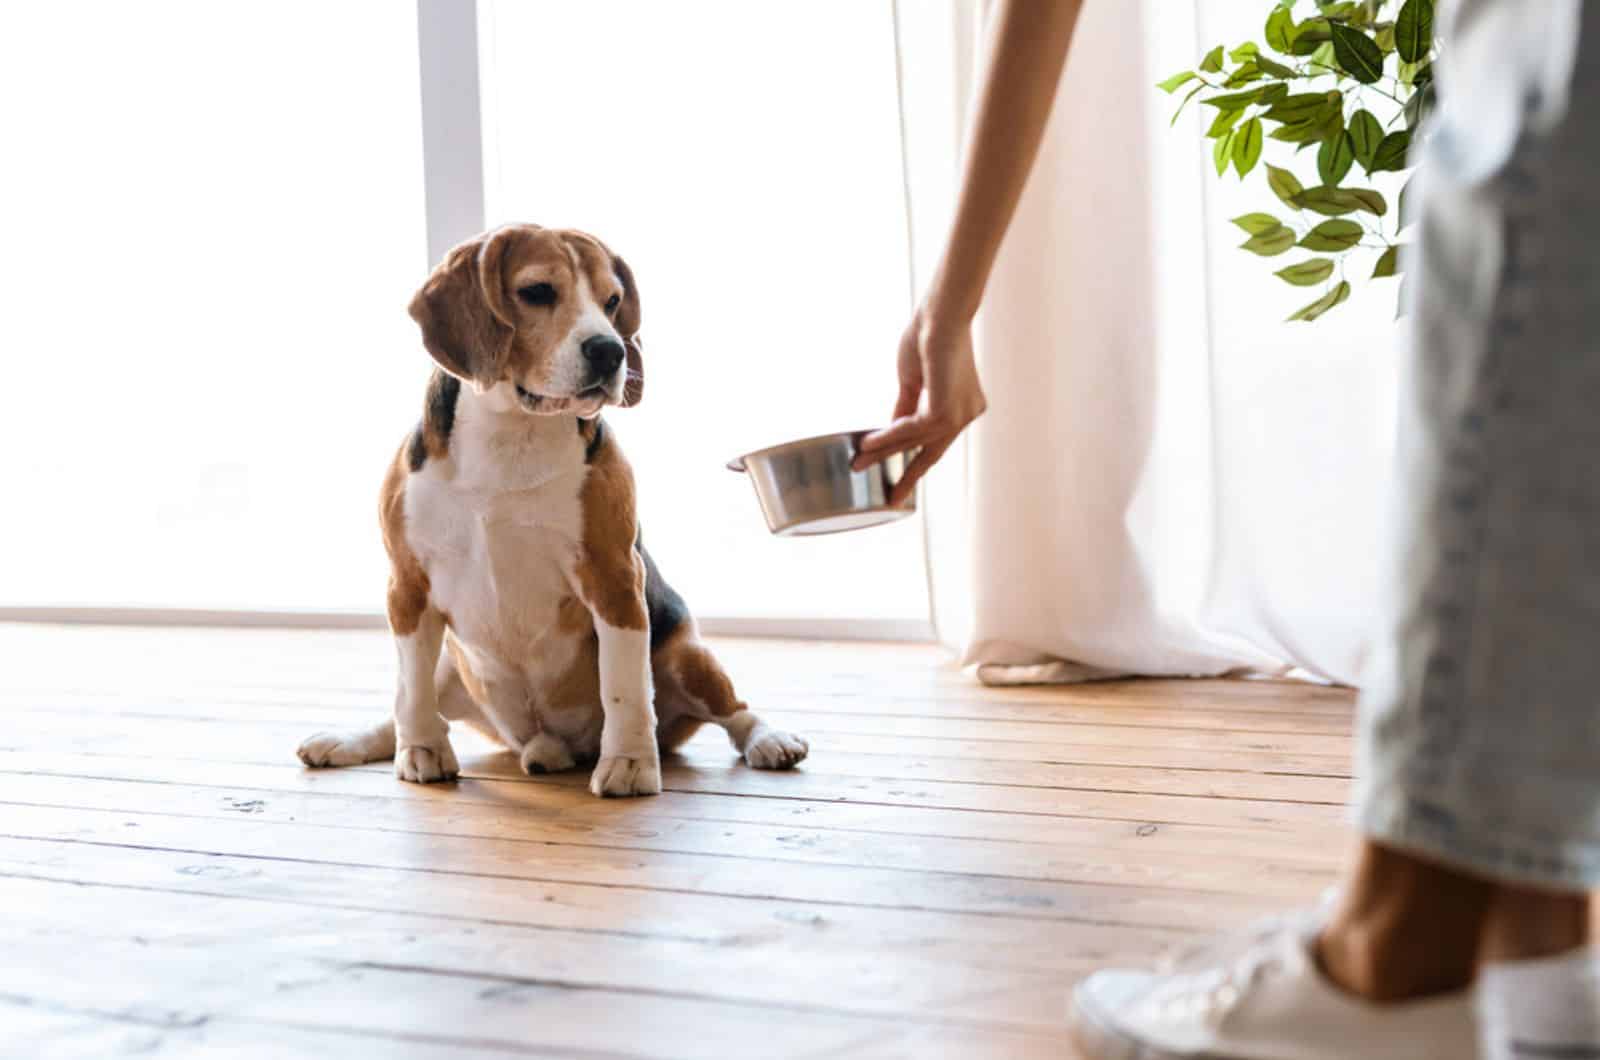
[407,227,523,385]
[611,253,644,407]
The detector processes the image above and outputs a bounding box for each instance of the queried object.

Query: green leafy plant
[1159,0,1436,321]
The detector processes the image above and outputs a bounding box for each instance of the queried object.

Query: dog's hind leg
[297,718,397,768]
[297,640,473,770]
[651,625,807,770]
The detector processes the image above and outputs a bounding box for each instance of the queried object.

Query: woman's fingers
[891,379,921,423]
[853,415,936,470]
[887,435,954,507]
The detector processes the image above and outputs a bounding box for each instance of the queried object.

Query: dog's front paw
[395,741,459,783]
[589,753,662,797]
[298,732,370,768]
[744,726,809,770]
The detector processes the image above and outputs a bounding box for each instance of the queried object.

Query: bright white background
[1,2,426,612]
[1,1,931,628]
[479,0,930,624]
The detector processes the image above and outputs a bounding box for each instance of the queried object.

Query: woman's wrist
[923,264,985,334]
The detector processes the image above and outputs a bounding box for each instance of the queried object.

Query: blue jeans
[1354,0,1600,890]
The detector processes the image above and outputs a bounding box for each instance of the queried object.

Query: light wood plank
[0,623,1358,1058]
[0,712,1354,816]
[0,751,1350,859]
[0,801,1330,921]
[0,772,1342,905]
[0,696,1356,771]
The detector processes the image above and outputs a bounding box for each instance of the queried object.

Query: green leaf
[1348,188,1389,216]
[1296,186,1387,217]
[1267,164,1305,207]
[1256,55,1295,79]
[1231,212,1283,235]
[1265,7,1294,53]
[1348,109,1384,168]
[1214,128,1236,176]
[1374,23,1397,52]
[1232,117,1264,177]
[1397,174,1417,231]
[1242,228,1296,256]
[1369,130,1412,172]
[1276,258,1336,286]
[1269,100,1340,146]
[1206,107,1244,138]
[1317,105,1346,144]
[1270,121,1325,145]
[1263,92,1333,121]
[1230,42,1260,62]
[1299,218,1363,251]
[1372,245,1401,278]
[1287,280,1352,321]
[1395,0,1434,63]
[1318,131,1356,184]
[1295,186,1360,215]
[1157,70,1198,94]
[1200,44,1225,73]
[1170,82,1206,126]
[1330,23,1384,83]
[1202,88,1264,111]
[1224,63,1264,88]
[1258,83,1290,105]
[1291,18,1332,55]
[1309,40,1339,72]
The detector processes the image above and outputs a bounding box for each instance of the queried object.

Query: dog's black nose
[581,336,625,379]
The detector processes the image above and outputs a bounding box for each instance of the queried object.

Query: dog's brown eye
[605,293,621,314]
[517,283,557,307]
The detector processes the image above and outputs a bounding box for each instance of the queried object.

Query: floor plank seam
[0,770,1342,846]
[0,834,1232,930]
[0,762,1346,826]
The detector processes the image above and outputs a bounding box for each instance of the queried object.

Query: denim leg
[1354,0,1600,890]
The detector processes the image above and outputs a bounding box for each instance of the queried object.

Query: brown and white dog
[297,224,807,796]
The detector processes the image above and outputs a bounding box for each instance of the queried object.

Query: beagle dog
[297,224,807,796]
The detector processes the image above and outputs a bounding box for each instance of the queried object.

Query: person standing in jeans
[857,1,1599,1055]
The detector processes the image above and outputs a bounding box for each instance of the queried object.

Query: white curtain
[924,0,1403,686]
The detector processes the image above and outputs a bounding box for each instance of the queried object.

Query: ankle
[1313,840,1493,1002]
[1316,925,1476,1001]
[1478,887,1591,965]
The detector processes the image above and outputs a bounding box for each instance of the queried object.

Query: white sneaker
[1069,917,1479,1060]
[1153,892,1338,976]
[1478,948,1600,1060]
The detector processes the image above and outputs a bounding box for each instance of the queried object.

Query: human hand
[852,303,987,506]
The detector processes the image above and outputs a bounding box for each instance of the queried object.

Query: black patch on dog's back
[637,530,690,651]
[408,371,461,471]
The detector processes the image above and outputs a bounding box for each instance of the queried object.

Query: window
[3,1,931,634]
[478,0,931,628]
[1,2,427,614]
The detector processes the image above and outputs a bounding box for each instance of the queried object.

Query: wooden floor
[0,623,1357,1059]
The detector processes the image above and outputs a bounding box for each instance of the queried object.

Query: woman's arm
[855,0,1083,503]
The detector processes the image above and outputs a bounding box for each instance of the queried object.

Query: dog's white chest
[405,414,588,661]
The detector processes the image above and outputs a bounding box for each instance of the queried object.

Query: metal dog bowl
[728,429,915,536]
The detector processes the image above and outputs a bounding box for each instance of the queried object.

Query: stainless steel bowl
[728,429,914,536]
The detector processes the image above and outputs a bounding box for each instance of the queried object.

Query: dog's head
[408,224,643,416]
